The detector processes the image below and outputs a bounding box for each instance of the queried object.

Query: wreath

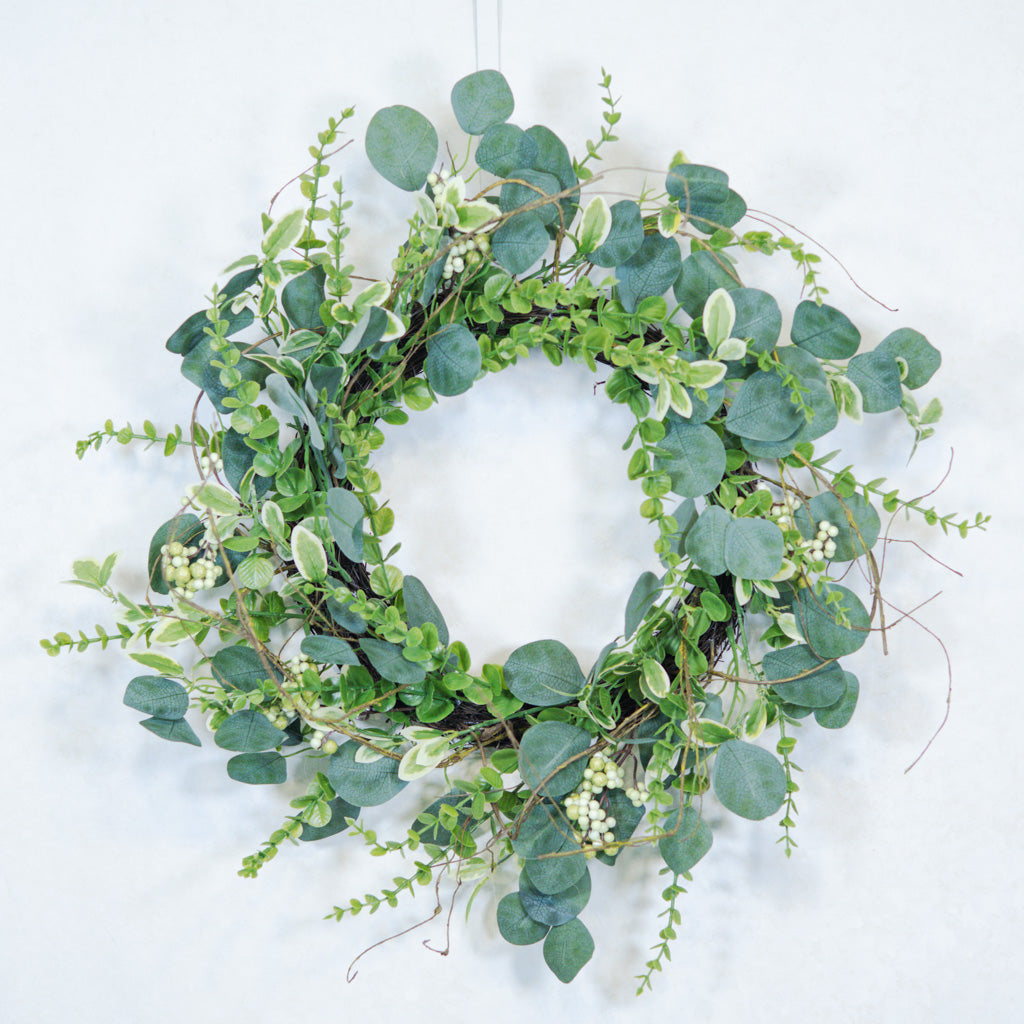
[46,69,987,989]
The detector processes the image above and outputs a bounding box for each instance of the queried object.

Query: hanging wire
[473,0,503,71]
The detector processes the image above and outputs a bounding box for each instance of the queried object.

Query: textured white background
[3,1,1021,1020]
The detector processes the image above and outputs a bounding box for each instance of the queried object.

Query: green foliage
[49,69,985,992]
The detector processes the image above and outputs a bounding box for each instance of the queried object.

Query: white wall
[4,1,1020,1020]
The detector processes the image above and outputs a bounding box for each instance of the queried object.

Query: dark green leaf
[500,168,562,225]
[360,638,427,686]
[147,514,204,595]
[474,123,539,177]
[725,371,804,441]
[673,250,740,318]
[524,124,576,189]
[124,676,188,719]
[731,288,782,354]
[876,328,941,389]
[325,487,364,562]
[519,722,591,799]
[796,492,880,561]
[518,867,591,926]
[166,305,254,356]
[338,306,387,355]
[659,804,713,874]
[589,200,643,268]
[214,709,289,752]
[511,802,576,859]
[413,792,474,847]
[402,575,449,647]
[491,211,549,275]
[624,571,662,638]
[180,338,269,414]
[300,634,360,665]
[791,300,860,359]
[543,919,595,983]
[654,418,727,497]
[504,639,586,707]
[425,323,482,396]
[762,644,846,707]
[522,848,588,896]
[793,583,871,659]
[451,69,514,134]
[221,429,271,499]
[365,105,438,191]
[666,164,729,210]
[325,742,407,806]
[724,517,784,579]
[281,265,325,331]
[685,506,730,574]
[814,671,860,729]
[140,716,201,746]
[210,645,282,691]
[846,350,903,413]
[226,751,286,784]
[616,233,681,313]
[497,893,551,945]
[712,739,787,820]
[687,188,747,233]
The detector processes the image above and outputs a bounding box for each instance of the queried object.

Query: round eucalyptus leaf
[674,251,740,318]
[365,104,438,191]
[524,124,576,188]
[214,709,289,752]
[590,200,643,267]
[791,300,861,359]
[543,919,595,984]
[725,517,784,580]
[402,575,450,647]
[725,371,805,442]
[504,639,586,707]
[790,379,839,443]
[300,634,360,665]
[496,893,550,946]
[762,644,847,707]
[518,866,591,927]
[711,739,787,820]
[793,583,871,660]
[359,638,427,686]
[776,343,828,384]
[325,742,407,806]
[876,327,941,389]
[518,721,591,799]
[688,188,748,233]
[140,717,201,747]
[499,168,562,224]
[685,506,730,574]
[797,491,881,561]
[731,288,782,355]
[846,350,903,413]
[491,211,549,275]
[226,751,287,785]
[210,645,282,691]
[659,804,713,875]
[299,795,360,842]
[425,323,482,396]
[740,432,800,460]
[451,69,514,134]
[474,123,539,177]
[654,418,727,497]
[124,676,188,720]
[616,233,682,313]
[281,265,325,331]
[522,849,588,895]
[511,802,576,859]
[666,163,730,208]
[814,671,860,729]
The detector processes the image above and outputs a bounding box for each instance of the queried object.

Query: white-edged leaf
[667,380,693,419]
[640,658,671,700]
[577,196,612,253]
[352,280,390,317]
[261,209,304,259]
[682,359,727,389]
[191,481,241,516]
[236,555,275,590]
[261,500,286,541]
[415,192,438,226]
[657,205,682,238]
[716,336,748,361]
[702,288,736,349]
[354,744,386,764]
[381,309,407,341]
[291,524,327,582]
[456,199,498,233]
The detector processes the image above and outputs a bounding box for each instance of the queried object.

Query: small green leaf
[577,195,612,254]
[235,555,275,590]
[261,209,304,259]
[703,288,736,349]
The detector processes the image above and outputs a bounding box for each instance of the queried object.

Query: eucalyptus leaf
[497,893,550,946]
[226,751,286,785]
[491,211,549,275]
[685,506,730,574]
[325,742,407,806]
[180,338,268,415]
[616,234,681,313]
[124,676,188,720]
[793,583,871,659]
[518,867,591,927]
[589,200,643,267]
[474,123,539,177]
[711,739,787,820]
[725,371,804,441]
[140,716,201,746]
[451,69,514,134]
[762,644,847,707]
[402,575,450,647]
[210,645,282,691]
[147,514,204,595]
[214,709,289,752]
[518,721,591,799]
[511,801,576,859]
[674,250,740,318]
[543,919,595,983]
[724,517,785,580]
[624,571,662,638]
[653,418,726,497]
[658,804,713,874]
[325,487,364,562]
[876,328,941,389]
[791,300,860,359]
[845,350,903,413]
[797,491,880,561]
[365,105,438,191]
[166,305,254,356]
[813,671,860,729]
[281,265,325,331]
[425,323,482,396]
[360,638,427,686]
[300,634,360,665]
[731,288,782,355]
[500,168,562,225]
[299,795,360,842]
[504,639,586,707]
[522,848,588,896]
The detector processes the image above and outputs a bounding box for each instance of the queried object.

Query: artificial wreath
[47,69,988,989]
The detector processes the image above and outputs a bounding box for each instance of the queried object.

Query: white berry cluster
[425,171,491,281]
[769,495,839,562]
[562,750,649,853]
[200,452,223,476]
[810,519,840,560]
[272,653,338,753]
[160,541,223,597]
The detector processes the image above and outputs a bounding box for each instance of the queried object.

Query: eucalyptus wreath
[46,69,987,989]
